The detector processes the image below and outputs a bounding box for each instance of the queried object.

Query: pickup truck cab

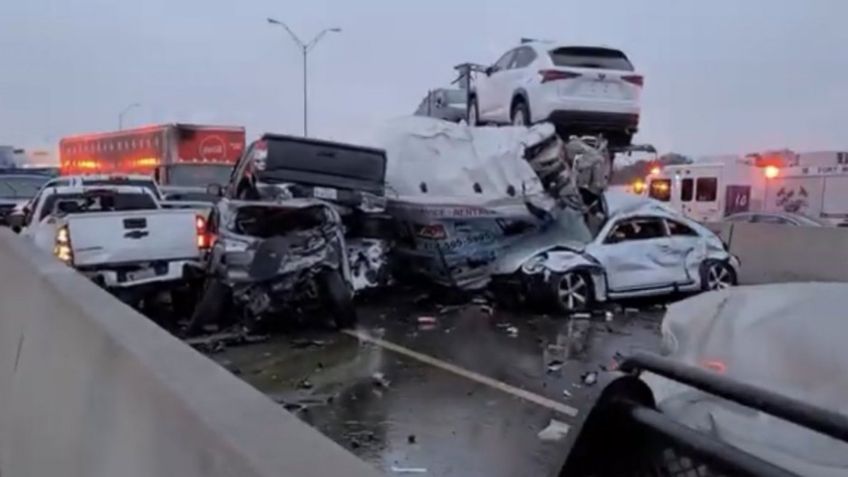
[20,184,208,305]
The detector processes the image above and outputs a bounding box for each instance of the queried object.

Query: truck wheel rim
[558,273,587,310]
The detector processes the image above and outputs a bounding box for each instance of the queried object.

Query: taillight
[622,75,644,87]
[195,215,214,250]
[54,225,74,265]
[539,69,581,83]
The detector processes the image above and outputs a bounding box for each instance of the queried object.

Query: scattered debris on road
[537,419,571,442]
[372,372,390,388]
[407,434,417,444]
[297,379,313,390]
[562,389,572,398]
[581,371,598,386]
[506,326,519,337]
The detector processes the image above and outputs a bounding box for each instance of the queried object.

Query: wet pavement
[206,292,663,477]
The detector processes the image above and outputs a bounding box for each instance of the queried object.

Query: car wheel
[552,271,593,313]
[511,100,531,127]
[701,260,736,291]
[468,97,480,126]
[320,269,358,329]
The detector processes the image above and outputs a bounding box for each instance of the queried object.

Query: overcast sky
[1,0,846,156]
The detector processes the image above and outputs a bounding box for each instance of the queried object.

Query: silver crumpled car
[186,198,356,334]
[499,192,741,313]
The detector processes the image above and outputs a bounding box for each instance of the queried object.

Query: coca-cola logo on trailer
[199,135,227,162]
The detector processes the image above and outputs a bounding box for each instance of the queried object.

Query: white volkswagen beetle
[511,193,740,312]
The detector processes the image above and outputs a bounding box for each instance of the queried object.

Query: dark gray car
[187,198,356,334]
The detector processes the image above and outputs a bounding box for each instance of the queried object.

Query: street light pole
[267,18,341,137]
[118,103,141,130]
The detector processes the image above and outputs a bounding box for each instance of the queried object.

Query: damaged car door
[592,216,679,293]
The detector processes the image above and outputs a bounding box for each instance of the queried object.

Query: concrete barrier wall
[705,222,848,285]
[0,229,380,477]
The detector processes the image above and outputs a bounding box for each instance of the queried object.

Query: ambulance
[643,154,848,225]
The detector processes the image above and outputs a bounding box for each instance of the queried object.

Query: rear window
[41,192,157,220]
[84,179,160,200]
[696,177,718,202]
[549,47,634,71]
[232,205,328,238]
[264,138,387,195]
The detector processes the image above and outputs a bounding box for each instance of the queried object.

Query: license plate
[127,267,157,282]
[313,187,338,200]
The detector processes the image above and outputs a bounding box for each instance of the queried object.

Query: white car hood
[647,283,848,477]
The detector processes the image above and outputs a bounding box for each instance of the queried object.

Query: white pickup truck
[17,184,208,306]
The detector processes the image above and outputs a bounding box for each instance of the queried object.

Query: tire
[511,99,531,127]
[467,96,480,126]
[551,271,593,313]
[320,270,358,329]
[701,260,737,291]
[185,278,231,336]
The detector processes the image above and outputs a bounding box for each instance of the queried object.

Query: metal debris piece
[417,316,437,325]
[581,371,598,386]
[562,389,572,398]
[506,326,519,337]
[546,360,564,373]
[391,467,428,474]
[372,372,390,388]
[478,304,494,315]
[297,379,313,390]
[291,338,327,349]
[537,419,571,441]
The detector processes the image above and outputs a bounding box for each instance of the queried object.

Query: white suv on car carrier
[469,42,643,146]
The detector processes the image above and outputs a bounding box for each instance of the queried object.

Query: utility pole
[118,102,141,130]
[267,18,341,137]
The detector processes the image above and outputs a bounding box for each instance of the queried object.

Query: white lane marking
[343,329,579,417]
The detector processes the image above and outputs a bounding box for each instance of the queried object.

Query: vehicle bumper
[83,260,197,289]
[545,110,640,135]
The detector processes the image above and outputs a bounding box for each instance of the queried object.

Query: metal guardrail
[558,353,848,477]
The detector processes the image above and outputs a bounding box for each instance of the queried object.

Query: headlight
[521,254,548,274]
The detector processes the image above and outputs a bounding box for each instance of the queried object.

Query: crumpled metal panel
[381,118,605,289]
[347,238,392,292]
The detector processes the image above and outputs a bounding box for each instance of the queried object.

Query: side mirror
[485,65,497,76]
[206,183,223,197]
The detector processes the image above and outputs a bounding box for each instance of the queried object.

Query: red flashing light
[195,215,214,250]
[764,165,780,179]
[539,69,581,83]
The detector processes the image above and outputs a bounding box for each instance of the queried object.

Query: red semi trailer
[59,124,245,188]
